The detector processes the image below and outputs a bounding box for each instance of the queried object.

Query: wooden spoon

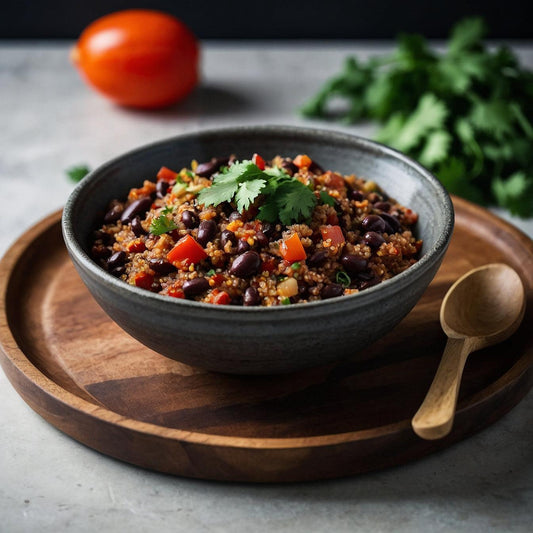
[412,263,526,440]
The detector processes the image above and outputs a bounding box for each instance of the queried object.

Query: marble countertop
[1,41,532,532]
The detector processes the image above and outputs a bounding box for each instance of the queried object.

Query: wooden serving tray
[1,197,532,483]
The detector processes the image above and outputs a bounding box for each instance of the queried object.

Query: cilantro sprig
[149,211,178,235]
[197,160,318,225]
[300,17,533,217]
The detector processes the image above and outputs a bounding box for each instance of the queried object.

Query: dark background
[2,0,532,39]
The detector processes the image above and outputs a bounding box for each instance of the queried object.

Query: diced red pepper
[320,225,345,245]
[252,153,266,170]
[127,239,146,253]
[167,286,185,299]
[280,233,307,262]
[212,290,231,305]
[134,272,154,290]
[157,166,179,182]
[167,234,207,268]
[293,154,312,169]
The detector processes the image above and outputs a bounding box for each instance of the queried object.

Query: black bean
[197,219,217,246]
[93,229,113,244]
[107,251,127,270]
[321,283,344,300]
[156,180,169,198]
[349,189,364,202]
[148,258,176,274]
[228,211,242,222]
[361,214,387,233]
[340,254,368,273]
[229,251,261,277]
[220,229,236,248]
[237,239,250,253]
[181,210,198,229]
[91,244,111,259]
[363,231,385,249]
[374,201,391,212]
[307,250,328,267]
[110,265,126,277]
[195,157,230,178]
[183,277,210,297]
[243,286,261,306]
[104,204,123,224]
[121,197,152,223]
[255,230,269,247]
[359,278,381,290]
[309,160,324,174]
[380,213,401,233]
[131,217,147,236]
[281,160,298,176]
[297,281,309,299]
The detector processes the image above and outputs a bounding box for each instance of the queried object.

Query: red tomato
[320,225,345,245]
[167,234,207,267]
[280,233,307,262]
[71,10,199,109]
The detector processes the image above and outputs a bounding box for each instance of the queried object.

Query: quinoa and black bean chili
[91,154,421,306]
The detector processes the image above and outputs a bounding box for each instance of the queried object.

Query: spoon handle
[411,338,473,440]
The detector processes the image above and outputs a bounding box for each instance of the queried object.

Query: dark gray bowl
[62,125,454,374]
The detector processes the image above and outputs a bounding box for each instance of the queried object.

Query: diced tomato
[134,272,154,290]
[157,166,179,182]
[320,225,345,245]
[324,171,346,190]
[261,257,278,273]
[280,233,307,262]
[210,273,225,286]
[252,153,266,170]
[167,286,185,299]
[293,154,312,169]
[166,234,207,268]
[127,239,146,253]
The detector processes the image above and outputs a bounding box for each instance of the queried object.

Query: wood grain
[0,197,532,482]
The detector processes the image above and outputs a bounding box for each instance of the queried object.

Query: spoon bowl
[412,263,526,440]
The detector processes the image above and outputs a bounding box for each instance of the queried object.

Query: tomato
[71,9,199,109]
[320,225,345,245]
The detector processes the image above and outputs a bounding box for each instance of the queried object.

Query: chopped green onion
[206,269,216,276]
[336,270,351,287]
[291,262,301,270]
[281,297,291,305]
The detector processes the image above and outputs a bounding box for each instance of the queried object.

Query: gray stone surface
[1,41,532,532]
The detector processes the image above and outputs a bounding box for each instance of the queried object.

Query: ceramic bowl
[62,125,454,374]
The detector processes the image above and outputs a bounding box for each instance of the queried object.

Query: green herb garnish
[281,297,291,305]
[300,17,533,217]
[291,262,301,270]
[206,268,216,276]
[320,190,336,206]
[66,164,91,183]
[149,214,178,235]
[336,271,351,287]
[197,160,317,225]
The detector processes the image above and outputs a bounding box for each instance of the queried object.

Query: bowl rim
[61,124,454,315]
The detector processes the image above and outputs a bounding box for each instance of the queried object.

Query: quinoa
[90,154,422,306]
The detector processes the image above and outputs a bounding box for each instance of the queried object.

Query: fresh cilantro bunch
[301,18,533,217]
[197,160,317,225]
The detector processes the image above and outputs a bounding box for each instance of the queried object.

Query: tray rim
[1,199,532,453]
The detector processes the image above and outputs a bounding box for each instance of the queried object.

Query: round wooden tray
[1,197,532,483]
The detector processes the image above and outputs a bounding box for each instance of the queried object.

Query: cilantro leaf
[299,16,533,217]
[149,214,178,235]
[320,190,336,206]
[235,179,266,212]
[275,181,317,225]
[197,179,240,207]
[66,164,91,182]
